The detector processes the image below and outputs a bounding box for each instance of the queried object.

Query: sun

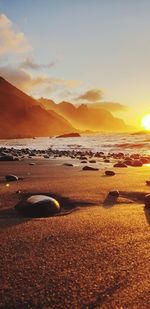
[141,114,150,130]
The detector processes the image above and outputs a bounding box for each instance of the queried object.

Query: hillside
[0,77,76,138]
[39,98,128,132]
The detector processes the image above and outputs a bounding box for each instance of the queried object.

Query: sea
[0,133,150,155]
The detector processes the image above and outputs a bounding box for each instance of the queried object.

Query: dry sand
[0,158,150,308]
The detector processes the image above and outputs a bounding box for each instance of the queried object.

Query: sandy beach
[0,157,150,308]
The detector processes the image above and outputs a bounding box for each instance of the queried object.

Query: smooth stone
[108,190,119,197]
[131,160,143,167]
[82,166,99,171]
[63,163,73,166]
[0,155,14,161]
[104,159,110,163]
[5,174,18,181]
[114,162,127,168]
[16,195,60,217]
[29,162,36,165]
[145,194,150,208]
[105,170,115,176]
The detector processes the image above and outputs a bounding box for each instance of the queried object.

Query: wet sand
[0,158,150,308]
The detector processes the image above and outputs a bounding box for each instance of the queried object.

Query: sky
[0,0,150,127]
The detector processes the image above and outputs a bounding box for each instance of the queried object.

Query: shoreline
[1,155,150,307]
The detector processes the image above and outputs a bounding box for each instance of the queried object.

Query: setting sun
[141,114,150,130]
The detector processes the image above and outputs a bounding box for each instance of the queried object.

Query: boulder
[131,160,143,167]
[15,195,61,217]
[105,170,115,176]
[113,162,127,168]
[56,133,80,138]
[108,190,119,197]
[63,163,73,166]
[0,155,14,161]
[5,174,18,181]
[82,166,99,171]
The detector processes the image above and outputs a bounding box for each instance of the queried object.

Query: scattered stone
[82,166,99,171]
[105,170,115,176]
[131,160,143,167]
[114,162,127,168]
[0,155,14,161]
[5,174,18,182]
[108,190,119,197]
[15,195,61,217]
[63,163,73,167]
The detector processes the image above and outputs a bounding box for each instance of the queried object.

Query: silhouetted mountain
[0,77,75,138]
[39,98,129,132]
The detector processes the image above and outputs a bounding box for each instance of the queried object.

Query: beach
[0,155,150,308]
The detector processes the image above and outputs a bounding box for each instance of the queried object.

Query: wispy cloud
[76,88,103,102]
[20,56,56,70]
[0,65,79,96]
[0,14,31,55]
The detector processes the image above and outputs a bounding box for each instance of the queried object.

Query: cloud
[20,56,56,70]
[91,102,127,112]
[76,88,103,102]
[0,65,79,96]
[0,14,31,55]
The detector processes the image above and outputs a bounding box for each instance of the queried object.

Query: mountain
[0,77,76,138]
[39,99,129,132]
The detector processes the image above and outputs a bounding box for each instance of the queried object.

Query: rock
[124,159,133,166]
[63,163,73,166]
[5,174,18,181]
[82,166,99,171]
[105,170,115,176]
[43,155,49,158]
[131,160,143,167]
[146,181,150,186]
[56,133,80,138]
[0,155,14,161]
[108,190,119,197]
[15,195,61,217]
[113,162,127,168]
[29,162,36,165]
[89,160,96,163]
[80,160,87,163]
[104,159,110,163]
[145,194,150,208]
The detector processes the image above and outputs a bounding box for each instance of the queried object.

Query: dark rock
[15,195,61,217]
[80,160,87,163]
[114,162,127,168]
[131,160,143,167]
[89,160,96,163]
[29,162,36,165]
[56,133,80,138]
[63,163,73,167]
[108,190,119,197]
[105,170,115,176]
[104,159,110,163]
[82,166,99,171]
[0,155,14,161]
[146,181,150,186]
[5,174,18,181]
